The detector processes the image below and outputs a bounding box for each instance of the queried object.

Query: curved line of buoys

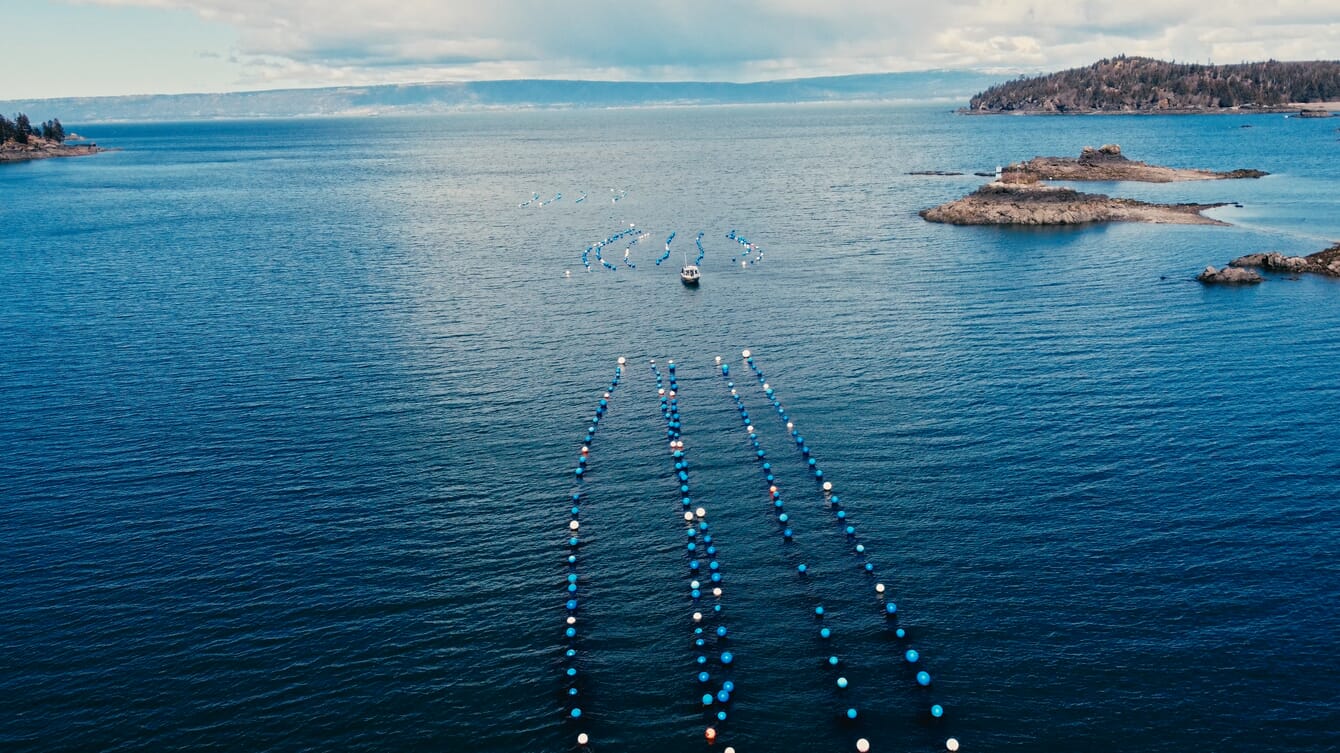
[656,231,676,265]
[519,191,540,208]
[583,225,641,272]
[650,358,736,748]
[623,231,649,269]
[735,349,959,750]
[610,188,628,203]
[725,229,765,265]
[714,356,870,741]
[694,232,706,265]
[562,356,627,748]
[574,191,587,204]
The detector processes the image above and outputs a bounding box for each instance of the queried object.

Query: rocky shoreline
[1006,144,1267,183]
[1199,244,1340,284]
[0,139,104,163]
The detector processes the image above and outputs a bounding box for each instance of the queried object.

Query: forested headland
[967,56,1340,113]
[0,113,102,163]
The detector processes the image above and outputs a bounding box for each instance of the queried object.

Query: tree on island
[2,113,67,145]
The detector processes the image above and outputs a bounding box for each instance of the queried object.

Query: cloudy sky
[6,0,1338,99]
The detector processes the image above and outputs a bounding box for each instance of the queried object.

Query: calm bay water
[2,106,1338,753]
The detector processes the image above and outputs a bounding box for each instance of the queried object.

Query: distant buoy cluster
[716,357,868,735]
[561,357,626,746]
[650,358,736,748]
[737,349,959,748]
[694,231,707,265]
[518,188,607,207]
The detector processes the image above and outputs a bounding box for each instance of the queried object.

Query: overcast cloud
[81,0,1340,88]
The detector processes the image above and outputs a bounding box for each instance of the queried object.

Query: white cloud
[76,0,1340,88]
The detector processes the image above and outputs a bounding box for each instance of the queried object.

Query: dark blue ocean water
[2,106,1337,753]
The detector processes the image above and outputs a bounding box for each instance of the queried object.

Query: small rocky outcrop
[919,181,1229,226]
[1228,245,1340,278]
[1197,265,1263,284]
[1007,144,1267,183]
[0,138,103,163]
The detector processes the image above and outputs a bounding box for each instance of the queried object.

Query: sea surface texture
[2,107,1337,753]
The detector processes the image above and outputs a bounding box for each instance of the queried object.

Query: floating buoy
[822,481,832,491]
[617,357,626,365]
[837,676,848,688]
[875,583,885,594]
[846,708,858,720]
[571,708,582,718]
[705,728,717,742]
[931,704,944,718]
[741,350,751,358]
[906,649,919,663]
[946,739,960,752]
[577,732,589,745]
[917,670,932,686]
[856,739,871,753]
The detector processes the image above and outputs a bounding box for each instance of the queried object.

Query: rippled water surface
[2,106,1338,753]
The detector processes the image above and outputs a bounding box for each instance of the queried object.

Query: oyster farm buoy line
[561,354,961,752]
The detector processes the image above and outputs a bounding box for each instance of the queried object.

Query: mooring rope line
[561,358,625,749]
[650,358,739,751]
[716,357,873,750]
[732,349,960,753]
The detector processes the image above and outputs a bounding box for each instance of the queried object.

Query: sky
[4,0,1338,100]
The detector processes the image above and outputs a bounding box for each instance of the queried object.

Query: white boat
[680,263,701,285]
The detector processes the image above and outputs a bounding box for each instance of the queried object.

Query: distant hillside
[0,71,1000,123]
[967,56,1340,113]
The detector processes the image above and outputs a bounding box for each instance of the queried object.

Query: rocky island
[920,145,1256,226]
[1008,144,1266,183]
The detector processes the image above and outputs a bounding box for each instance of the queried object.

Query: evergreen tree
[14,112,31,144]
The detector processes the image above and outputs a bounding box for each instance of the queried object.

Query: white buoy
[762,383,769,390]
[786,421,794,430]
[695,507,706,518]
[712,587,722,597]
[876,583,886,594]
[741,260,747,268]
[564,270,571,277]
[857,739,871,753]
[569,520,580,531]
[658,388,665,395]
[567,616,576,625]
[693,612,703,622]
[684,511,695,522]
[742,350,751,358]
[715,356,722,364]
[947,739,960,752]
[617,357,626,365]
[823,481,833,492]
[577,732,589,745]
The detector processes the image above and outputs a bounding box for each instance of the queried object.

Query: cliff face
[968,56,1340,113]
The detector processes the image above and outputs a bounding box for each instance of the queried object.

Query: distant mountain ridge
[967,56,1340,113]
[1,71,1001,123]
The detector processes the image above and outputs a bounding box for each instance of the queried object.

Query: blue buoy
[828,655,839,666]
[846,708,858,720]
[566,667,577,677]
[797,564,807,574]
[931,704,944,718]
[566,627,576,638]
[886,602,898,615]
[571,708,582,718]
[722,680,735,692]
[716,626,728,637]
[720,651,734,665]
[698,671,710,683]
[815,606,825,617]
[820,627,831,639]
[837,677,849,689]
[917,671,932,686]
[717,690,730,703]
[702,693,714,706]
[905,649,920,663]
[896,628,906,638]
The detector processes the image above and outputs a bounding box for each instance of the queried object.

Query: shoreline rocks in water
[1197,266,1263,284]
[1006,144,1267,183]
[919,180,1230,226]
[1228,245,1340,278]
[0,139,104,163]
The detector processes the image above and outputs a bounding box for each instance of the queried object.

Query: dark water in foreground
[2,106,1338,753]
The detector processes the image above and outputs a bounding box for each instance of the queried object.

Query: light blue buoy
[917,671,932,686]
[820,627,831,639]
[698,671,710,683]
[886,602,898,615]
[815,606,825,617]
[565,627,576,638]
[566,667,577,677]
[931,704,944,718]
[896,628,906,638]
[717,690,730,703]
[571,707,582,718]
[846,708,858,720]
[716,626,728,638]
[797,564,807,574]
[723,680,735,692]
[720,651,734,665]
[905,649,919,663]
[828,655,839,666]
[702,693,714,706]
[837,676,849,688]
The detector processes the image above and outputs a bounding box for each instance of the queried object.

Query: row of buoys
[715,356,868,738]
[519,189,607,207]
[655,231,676,265]
[695,231,706,265]
[561,357,627,748]
[650,358,736,749]
[735,349,959,752]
